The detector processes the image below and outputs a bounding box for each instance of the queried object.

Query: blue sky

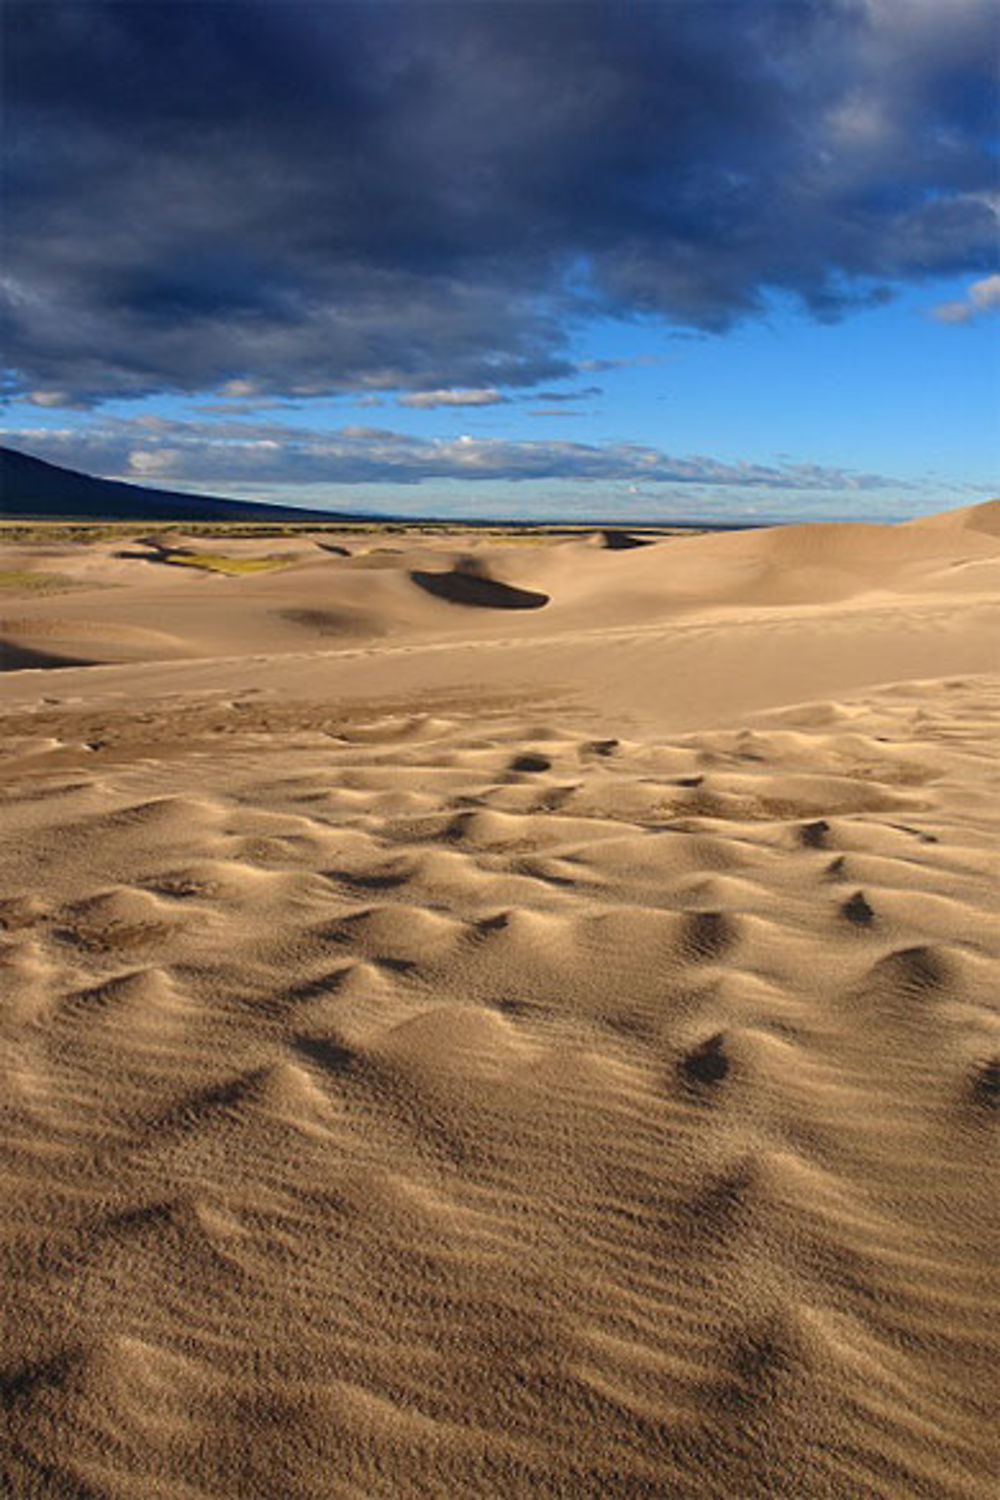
[3,1,998,522]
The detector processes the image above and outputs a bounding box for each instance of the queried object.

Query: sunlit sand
[1,503,997,1497]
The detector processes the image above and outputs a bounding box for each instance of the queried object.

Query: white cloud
[398,388,507,409]
[28,390,71,407]
[128,447,181,474]
[931,274,1000,324]
[7,415,905,495]
[220,378,260,398]
[26,390,94,411]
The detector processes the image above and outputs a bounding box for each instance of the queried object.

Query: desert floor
[1,506,997,1498]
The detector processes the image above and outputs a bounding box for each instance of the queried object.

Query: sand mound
[905,498,1000,536]
[1,616,184,670]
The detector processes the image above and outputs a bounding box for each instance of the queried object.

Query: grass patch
[0,519,714,546]
[161,550,296,575]
[0,569,83,594]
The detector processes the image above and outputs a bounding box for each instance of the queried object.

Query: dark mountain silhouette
[0,446,359,522]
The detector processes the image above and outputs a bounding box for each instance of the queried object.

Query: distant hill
[0,446,359,523]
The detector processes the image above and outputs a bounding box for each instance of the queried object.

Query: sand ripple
[1,679,997,1498]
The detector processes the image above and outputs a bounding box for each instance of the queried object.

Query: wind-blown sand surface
[1,506,998,1497]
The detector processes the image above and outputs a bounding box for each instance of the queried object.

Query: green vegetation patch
[0,569,84,594]
[161,550,296,575]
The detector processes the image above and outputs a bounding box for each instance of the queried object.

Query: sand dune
[0,501,995,674]
[0,503,998,1497]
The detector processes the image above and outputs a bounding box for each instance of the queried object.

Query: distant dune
[2,497,998,672]
[0,500,997,1499]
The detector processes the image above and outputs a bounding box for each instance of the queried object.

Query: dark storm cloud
[6,416,903,492]
[3,0,997,404]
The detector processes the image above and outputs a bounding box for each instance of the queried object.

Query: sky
[2,0,998,523]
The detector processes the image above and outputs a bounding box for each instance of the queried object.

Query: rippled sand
[1,504,998,1497]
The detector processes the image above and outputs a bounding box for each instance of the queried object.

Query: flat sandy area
[1,506,997,1498]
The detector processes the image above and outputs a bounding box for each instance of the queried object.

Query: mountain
[0,446,359,523]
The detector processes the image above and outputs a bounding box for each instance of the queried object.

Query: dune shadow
[600,528,655,550]
[1,640,99,671]
[277,608,382,638]
[292,1034,356,1074]
[410,569,549,609]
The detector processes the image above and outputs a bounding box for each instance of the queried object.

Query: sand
[1,505,997,1497]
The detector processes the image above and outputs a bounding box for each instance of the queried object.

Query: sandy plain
[0,504,998,1498]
